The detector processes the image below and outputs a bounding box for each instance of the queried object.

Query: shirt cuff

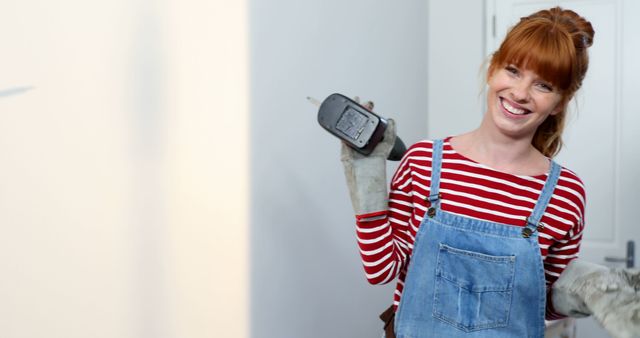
[356,210,388,223]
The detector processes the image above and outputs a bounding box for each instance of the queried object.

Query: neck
[451,126,548,176]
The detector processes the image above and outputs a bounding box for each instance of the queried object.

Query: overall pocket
[433,243,515,332]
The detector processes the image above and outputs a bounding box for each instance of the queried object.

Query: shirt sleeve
[544,173,587,320]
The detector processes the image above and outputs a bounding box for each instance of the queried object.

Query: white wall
[427,0,486,139]
[0,2,141,337]
[248,1,484,337]
[0,1,249,338]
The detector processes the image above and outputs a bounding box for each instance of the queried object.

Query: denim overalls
[393,139,560,338]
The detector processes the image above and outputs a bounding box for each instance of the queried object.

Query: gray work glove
[340,100,397,215]
[552,259,640,338]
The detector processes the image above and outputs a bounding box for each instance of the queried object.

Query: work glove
[552,259,640,338]
[340,99,397,215]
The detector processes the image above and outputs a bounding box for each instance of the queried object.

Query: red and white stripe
[355,138,586,320]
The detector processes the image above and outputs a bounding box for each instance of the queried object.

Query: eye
[536,82,554,93]
[505,65,519,75]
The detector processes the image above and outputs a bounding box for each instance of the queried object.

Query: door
[487,0,640,337]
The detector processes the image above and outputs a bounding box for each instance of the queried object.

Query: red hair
[488,7,594,157]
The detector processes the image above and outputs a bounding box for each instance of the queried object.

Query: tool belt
[379,305,396,338]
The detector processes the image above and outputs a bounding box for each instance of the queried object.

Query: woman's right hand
[340,97,396,216]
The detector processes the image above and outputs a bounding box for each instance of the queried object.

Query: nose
[511,80,531,103]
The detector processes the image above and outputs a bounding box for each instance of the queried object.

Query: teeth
[502,99,527,115]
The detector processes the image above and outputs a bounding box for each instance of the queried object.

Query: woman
[341,7,595,338]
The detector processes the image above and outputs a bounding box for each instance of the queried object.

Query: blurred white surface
[0,1,249,338]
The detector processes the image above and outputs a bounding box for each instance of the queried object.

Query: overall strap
[427,139,444,204]
[522,161,562,238]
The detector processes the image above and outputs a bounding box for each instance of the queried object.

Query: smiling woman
[485,9,594,159]
[339,7,597,338]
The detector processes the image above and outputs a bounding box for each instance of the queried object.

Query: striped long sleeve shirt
[355,138,586,320]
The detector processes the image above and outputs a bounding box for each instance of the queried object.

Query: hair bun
[549,7,595,49]
[578,32,593,49]
[527,7,594,49]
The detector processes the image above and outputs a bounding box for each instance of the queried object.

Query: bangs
[493,17,576,92]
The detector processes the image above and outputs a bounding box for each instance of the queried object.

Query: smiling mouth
[500,98,531,116]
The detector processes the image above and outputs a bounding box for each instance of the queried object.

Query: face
[485,64,564,140]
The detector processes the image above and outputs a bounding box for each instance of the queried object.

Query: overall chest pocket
[433,243,516,332]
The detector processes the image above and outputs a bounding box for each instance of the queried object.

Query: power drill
[310,93,407,161]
